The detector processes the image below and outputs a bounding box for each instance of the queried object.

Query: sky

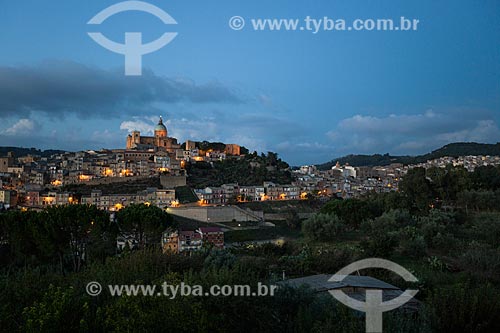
[0,0,499,165]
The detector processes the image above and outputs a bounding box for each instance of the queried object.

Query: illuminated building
[126,117,181,153]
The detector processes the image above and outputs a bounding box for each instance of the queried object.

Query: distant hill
[317,142,500,170]
[0,147,67,158]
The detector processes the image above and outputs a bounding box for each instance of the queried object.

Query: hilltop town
[1,118,500,212]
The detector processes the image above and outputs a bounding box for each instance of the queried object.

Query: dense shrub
[320,198,383,228]
[425,282,500,332]
[469,212,500,247]
[302,213,345,241]
[361,209,413,256]
[458,242,500,281]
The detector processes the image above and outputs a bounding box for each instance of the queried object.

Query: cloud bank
[0,61,243,119]
[327,109,500,155]
[1,119,37,136]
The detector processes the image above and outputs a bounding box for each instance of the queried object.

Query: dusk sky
[0,0,499,165]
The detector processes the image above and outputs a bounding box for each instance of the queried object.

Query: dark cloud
[0,128,124,152]
[0,61,243,118]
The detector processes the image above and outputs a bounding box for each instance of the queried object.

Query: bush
[426,282,500,332]
[302,214,345,241]
[22,285,89,332]
[309,246,360,274]
[360,209,413,257]
[430,232,461,253]
[458,242,500,281]
[397,226,427,258]
[400,235,427,258]
[320,198,383,228]
[420,221,445,245]
[203,248,237,270]
[361,232,399,257]
[469,212,500,247]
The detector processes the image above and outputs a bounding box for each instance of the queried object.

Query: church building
[126,117,181,153]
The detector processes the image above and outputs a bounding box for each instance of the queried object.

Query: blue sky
[0,0,499,165]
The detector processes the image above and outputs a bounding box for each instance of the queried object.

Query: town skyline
[1,132,499,167]
[1,0,499,165]
[1,2,500,331]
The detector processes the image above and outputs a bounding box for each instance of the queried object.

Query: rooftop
[281,274,400,292]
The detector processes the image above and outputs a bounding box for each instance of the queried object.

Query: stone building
[126,117,181,153]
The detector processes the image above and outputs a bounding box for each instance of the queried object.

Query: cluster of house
[294,155,500,198]
[0,189,17,210]
[412,155,500,172]
[115,227,224,253]
[0,118,239,181]
[0,144,240,190]
[293,162,405,199]
[161,227,224,253]
[2,121,500,209]
[0,117,245,209]
[16,188,177,210]
[194,182,303,204]
[82,189,177,211]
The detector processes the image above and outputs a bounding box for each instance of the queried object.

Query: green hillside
[0,147,66,158]
[186,152,292,188]
[317,142,500,170]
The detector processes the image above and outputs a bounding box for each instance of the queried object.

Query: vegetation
[1,164,500,331]
[0,146,66,158]
[302,213,344,241]
[116,204,174,247]
[180,140,249,155]
[0,204,174,272]
[187,152,293,188]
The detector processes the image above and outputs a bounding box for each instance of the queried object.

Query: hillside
[186,152,292,188]
[0,147,67,158]
[317,142,500,170]
[180,141,250,155]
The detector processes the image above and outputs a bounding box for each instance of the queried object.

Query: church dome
[154,117,168,138]
[155,117,167,131]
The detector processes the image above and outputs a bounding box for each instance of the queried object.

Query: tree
[22,285,90,332]
[321,198,382,228]
[426,282,500,332]
[399,167,434,212]
[285,210,301,229]
[46,205,111,272]
[361,209,412,256]
[302,213,345,241]
[0,210,43,267]
[427,166,471,203]
[471,165,500,190]
[116,204,174,248]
